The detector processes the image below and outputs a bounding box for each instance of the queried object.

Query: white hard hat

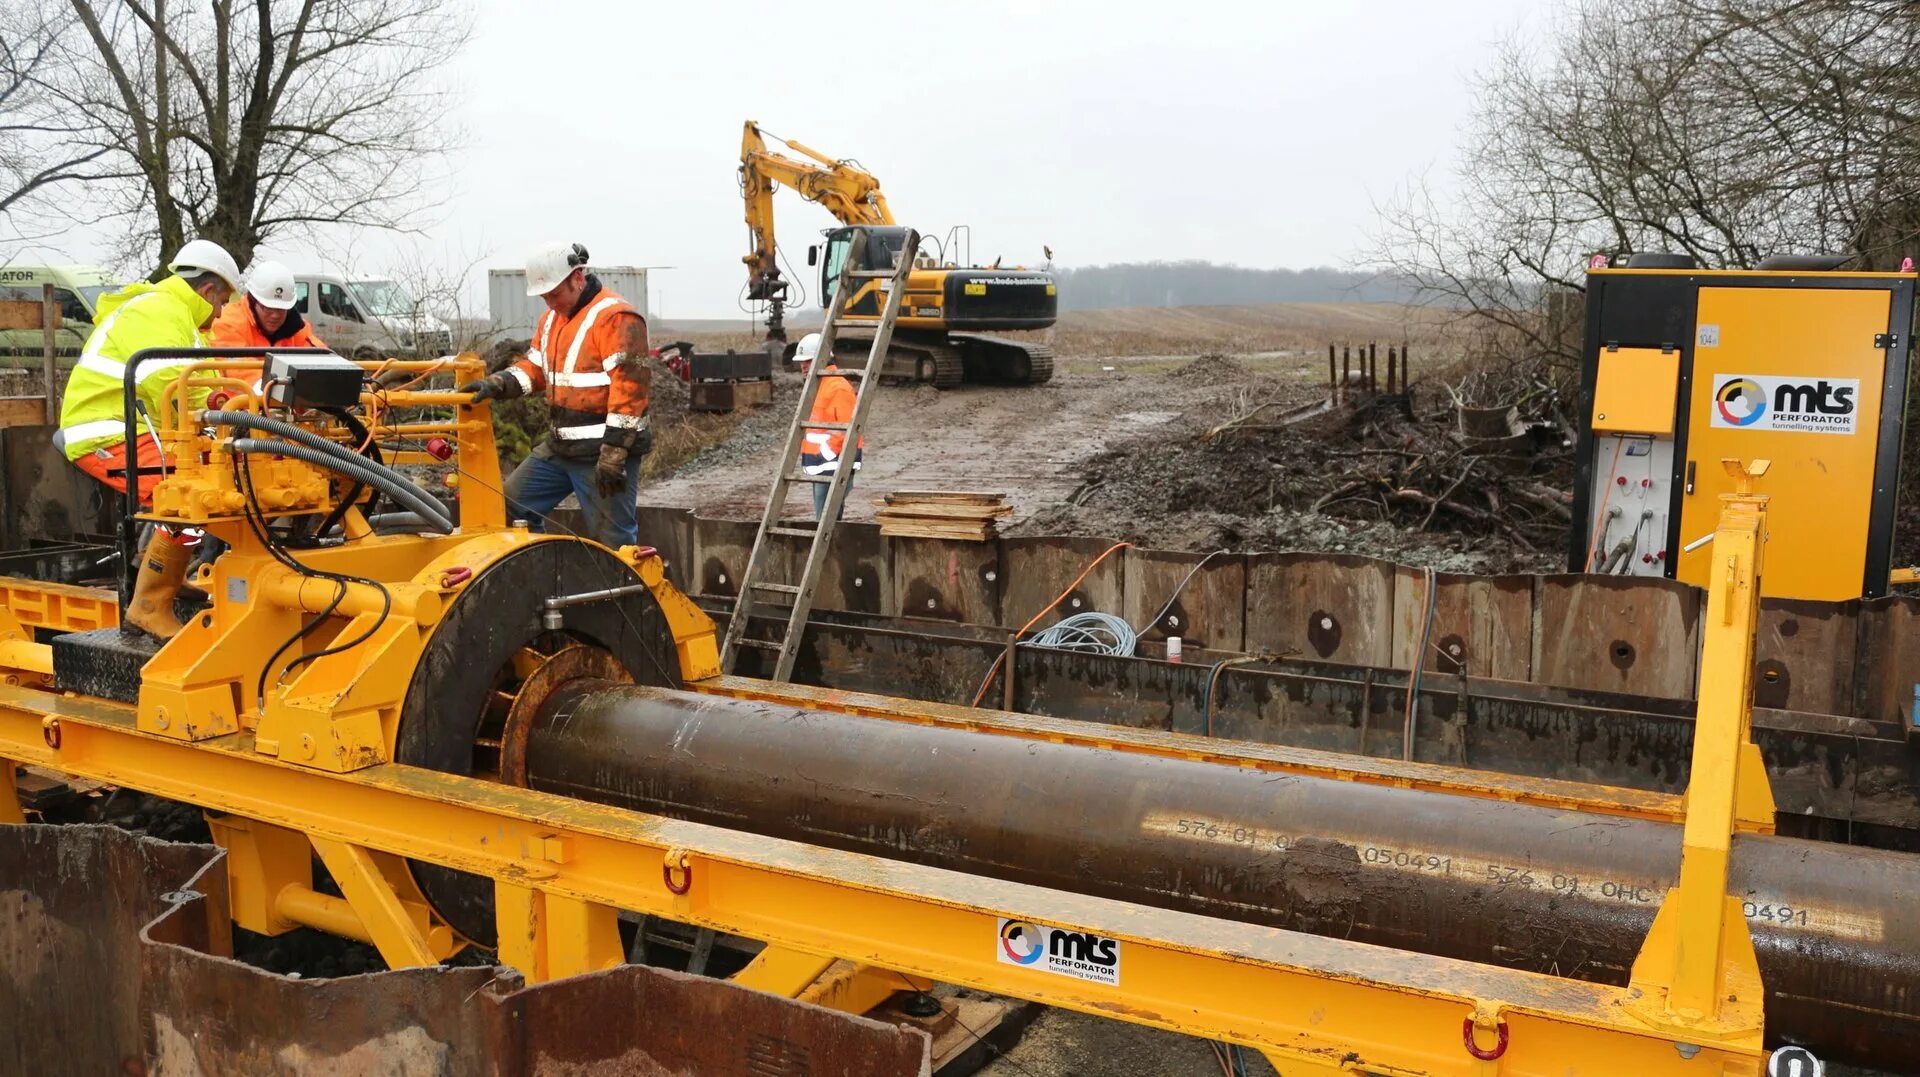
[795,332,822,364]
[245,260,298,310]
[525,240,588,297]
[168,238,241,292]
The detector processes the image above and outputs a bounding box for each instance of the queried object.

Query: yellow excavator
[740,121,1057,387]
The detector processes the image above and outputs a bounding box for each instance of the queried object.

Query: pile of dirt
[1166,353,1252,383]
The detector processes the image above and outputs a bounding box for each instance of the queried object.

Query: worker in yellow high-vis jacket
[55,239,240,640]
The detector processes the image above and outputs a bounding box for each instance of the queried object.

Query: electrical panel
[264,352,364,410]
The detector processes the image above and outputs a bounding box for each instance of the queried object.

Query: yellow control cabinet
[1573,263,1916,600]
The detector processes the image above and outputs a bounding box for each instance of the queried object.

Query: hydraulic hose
[228,438,454,534]
[202,410,375,468]
[204,410,453,533]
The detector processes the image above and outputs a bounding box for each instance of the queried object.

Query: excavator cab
[813,225,914,304]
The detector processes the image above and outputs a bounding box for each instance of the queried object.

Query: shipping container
[488,266,649,341]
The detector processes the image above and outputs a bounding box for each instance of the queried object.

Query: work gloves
[595,443,631,496]
[458,376,502,402]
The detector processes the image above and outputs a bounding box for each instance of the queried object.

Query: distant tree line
[1051,261,1416,310]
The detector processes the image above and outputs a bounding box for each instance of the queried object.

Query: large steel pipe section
[526,683,1920,1065]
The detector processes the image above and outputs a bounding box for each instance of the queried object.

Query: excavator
[740,121,1057,387]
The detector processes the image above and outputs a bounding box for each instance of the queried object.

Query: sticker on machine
[996,918,1121,985]
[1709,374,1859,434]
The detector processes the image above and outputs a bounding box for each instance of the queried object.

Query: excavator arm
[740,121,895,341]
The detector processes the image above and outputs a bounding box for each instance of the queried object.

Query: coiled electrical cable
[1022,612,1138,657]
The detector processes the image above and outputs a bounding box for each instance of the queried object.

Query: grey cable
[228,438,454,533]
[1022,612,1138,657]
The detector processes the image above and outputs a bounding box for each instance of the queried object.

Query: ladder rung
[733,638,782,650]
[832,319,876,329]
[805,421,851,431]
[849,269,896,279]
[769,526,818,538]
[752,582,800,595]
[786,472,833,484]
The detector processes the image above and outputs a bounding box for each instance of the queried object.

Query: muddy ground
[639,349,1569,574]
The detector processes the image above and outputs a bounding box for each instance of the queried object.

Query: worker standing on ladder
[796,332,863,520]
[53,239,240,640]
[460,242,652,549]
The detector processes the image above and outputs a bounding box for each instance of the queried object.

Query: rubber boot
[124,531,189,641]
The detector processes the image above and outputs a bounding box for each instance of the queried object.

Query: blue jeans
[811,466,857,520]
[504,442,643,548]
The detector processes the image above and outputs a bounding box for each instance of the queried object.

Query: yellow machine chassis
[0,355,1786,1075]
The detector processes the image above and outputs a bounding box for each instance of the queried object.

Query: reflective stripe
[536,312,556,357]
[607,412,646,430]
[553,422,607,440]
[508,367,534,394]
[58,417,128,443]
[551,370,611,388]
[75,292,159,370]
[77,352,203,380]
[802,431,832,446]
[563,297,624,374]
[525,347,548,370]
[601,351,628,369]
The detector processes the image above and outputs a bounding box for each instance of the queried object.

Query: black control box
[264,352,364,409]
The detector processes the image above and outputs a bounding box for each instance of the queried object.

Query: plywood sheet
[1853,595,1920,723]
[1533,574,1700,699]
[889,537,1000,625]
[1123,550,1246,652]
[635,504,694,590]
[1244,553,1395,667]
[1000,536,1127,631]
[1752,597,1857,714]
[767,520,893,616]
[1390,569,1533,681]
[691,518,760,598]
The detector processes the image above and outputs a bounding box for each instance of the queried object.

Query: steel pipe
[526,682,1920,1066]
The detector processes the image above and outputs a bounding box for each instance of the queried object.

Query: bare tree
[7,0,469,270]
[0,5,131,238]
[1369,0,1920,379]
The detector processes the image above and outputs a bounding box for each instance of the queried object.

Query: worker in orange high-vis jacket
[208,260,324,389]
[795,332,863,520]
[460,242,651,548]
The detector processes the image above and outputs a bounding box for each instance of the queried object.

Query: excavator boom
[740,121,893,330]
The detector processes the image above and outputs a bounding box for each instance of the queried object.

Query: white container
[1165,636,1183,663]
[488,266,650,341]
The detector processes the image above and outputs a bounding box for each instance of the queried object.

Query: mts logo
[1775,380,1856,415]
[1048,930,1119,967]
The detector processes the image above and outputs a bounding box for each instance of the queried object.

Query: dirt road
[638,359,1309,523]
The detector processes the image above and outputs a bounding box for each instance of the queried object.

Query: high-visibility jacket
[56,275,214,461]
[800,366,863,474]
[208,298,325,391]
[207,297,323,350]
[499,277,650,459]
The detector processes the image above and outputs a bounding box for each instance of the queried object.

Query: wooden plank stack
[873,491,1012,542]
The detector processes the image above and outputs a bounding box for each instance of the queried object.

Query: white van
[0,265,122,360]
[293,273,452,357]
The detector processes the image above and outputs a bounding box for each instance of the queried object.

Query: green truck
[0,265,123,366]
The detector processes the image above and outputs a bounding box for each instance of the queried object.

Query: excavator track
[951,333,1054,386]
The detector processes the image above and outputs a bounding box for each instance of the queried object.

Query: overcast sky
[40,0,1546,319]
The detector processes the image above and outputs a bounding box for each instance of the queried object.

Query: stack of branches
[1208,362,1575,551]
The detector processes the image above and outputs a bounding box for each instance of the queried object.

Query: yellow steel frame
[0,340,1787,1074]
[0,681,1767,1074]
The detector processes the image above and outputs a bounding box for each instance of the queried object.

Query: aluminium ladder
[719,227,919,680]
